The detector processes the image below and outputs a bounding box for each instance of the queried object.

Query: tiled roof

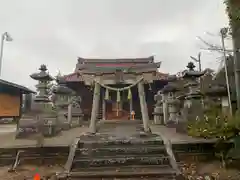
[63,71,169,82]
[63,72,83,82]
[155,72,169,80]
[77,56,154,64]
[0,79,35,94]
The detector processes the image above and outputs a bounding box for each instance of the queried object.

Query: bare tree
[197,35,235,54]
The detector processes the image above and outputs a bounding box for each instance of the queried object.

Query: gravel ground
[0,161,239,180]
[0,165,63,180]
[180,161,240,180]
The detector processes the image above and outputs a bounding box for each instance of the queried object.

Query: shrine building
[63,56,169,121]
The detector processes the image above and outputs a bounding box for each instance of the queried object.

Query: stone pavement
[0,124,16,134]
[0,126,88,148]
[0,121,216,149]
[98,120,144,138]
[150,124,216,144]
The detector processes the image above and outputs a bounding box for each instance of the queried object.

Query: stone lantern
[68,93,84,127]
[205,84,230,116]
[161,76,180,127]
[176,62,205,133]
[52,76,74,130]
[153,91,163,125]
[31,64,54,103]
[29,64,59,137]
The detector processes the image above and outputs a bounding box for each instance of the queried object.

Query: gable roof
[63,71,169,82]
[0,79,35,94]
[77,56,154,64]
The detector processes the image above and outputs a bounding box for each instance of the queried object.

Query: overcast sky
[0,0,229,89]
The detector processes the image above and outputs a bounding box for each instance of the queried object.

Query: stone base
[71,117,83,128]
[58,116,70,130]
[60,122,71,130]
[43,117,61,137]
[154,117,164,125]
[165,120,177,128]
[15,126,38,139]
[42,125,61,137]
[175,122,188,134]
[15,118,38,139]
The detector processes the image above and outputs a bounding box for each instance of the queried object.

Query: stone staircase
[58,121,181,179]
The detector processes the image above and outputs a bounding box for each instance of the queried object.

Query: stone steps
[61,138,179,179]
[68,166,176,179]
[73,156,171,168]
[58,122,181,179]
[79,139,164,147]
[77,146,166,157]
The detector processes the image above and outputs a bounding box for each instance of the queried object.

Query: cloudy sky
[0,0,229,89]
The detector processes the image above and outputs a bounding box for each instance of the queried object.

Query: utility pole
[233,40,240,110]
[0,32,13,76]
[220,27,233,116]
[190,52,202,91]
[190,52,202,72]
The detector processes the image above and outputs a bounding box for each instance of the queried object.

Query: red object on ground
[34,173,40,180]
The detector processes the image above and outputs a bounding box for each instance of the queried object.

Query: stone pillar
[89,81,101,133]
[119,101,123,110]
[102,98,106,120]
[67,104,72,124]
[162,94,168,125]
[129,97,133,119]
[137,80,150,132]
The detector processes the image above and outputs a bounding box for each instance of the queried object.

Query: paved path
[98,120,143,138]
[150,124,216,144]
[0,126,88,148]
[0,120,216,149]
[0,124,16,134]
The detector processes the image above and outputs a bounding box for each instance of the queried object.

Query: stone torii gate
[88,72,155,133]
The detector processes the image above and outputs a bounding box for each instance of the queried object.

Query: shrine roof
[77,56,154,64]
[75,56,159,73]
[63,71,169,82]
[76,62,161,74]
[63,56,169,83]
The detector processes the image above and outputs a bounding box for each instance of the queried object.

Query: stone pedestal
[166,98,180,128]
[205,85,231,116]
[58,110,70,130]
[41,114,59,137]
[67,96,84,128]
[70,112,84,128]
[16,114,39,139]
[153,91,163,125]
[153,107,163,125]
